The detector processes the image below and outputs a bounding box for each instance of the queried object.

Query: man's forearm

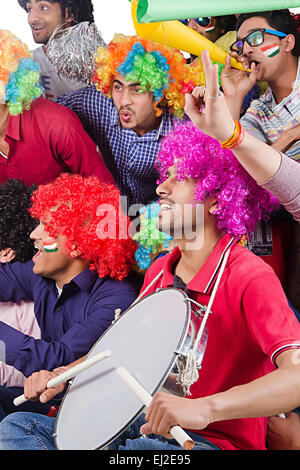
[223,94,244,121]
[270,128,298,154]
[207,364,300,425]
[232,131,281,184]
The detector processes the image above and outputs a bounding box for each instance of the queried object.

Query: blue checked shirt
[56,87,178,207]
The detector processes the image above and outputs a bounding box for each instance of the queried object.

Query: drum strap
[177,248,231,395]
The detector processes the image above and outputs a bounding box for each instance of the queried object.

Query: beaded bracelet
[220,120,245,149]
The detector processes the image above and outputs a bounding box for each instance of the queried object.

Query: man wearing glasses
[221,9,300,318]
[222,9,300,160]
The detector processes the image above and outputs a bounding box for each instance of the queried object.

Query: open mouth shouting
[32,240,58,262]
[31,24,46,38]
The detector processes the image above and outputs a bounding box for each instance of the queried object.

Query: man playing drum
[1,54,300,450]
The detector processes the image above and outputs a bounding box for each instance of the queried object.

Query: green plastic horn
[137,0,300,23]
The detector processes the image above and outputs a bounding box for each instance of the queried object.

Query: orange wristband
[221,121,245,149]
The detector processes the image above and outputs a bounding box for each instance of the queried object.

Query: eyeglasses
[180,17,212,28]
[230,28,287,55]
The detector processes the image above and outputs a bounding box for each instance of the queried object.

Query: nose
[242,41,254,57]
[156,178,172,197]
[30,222,43,240]
[119,88,133,108]
[187,18,202,33]
[28,7,40,25]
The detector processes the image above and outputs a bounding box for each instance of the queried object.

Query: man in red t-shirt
[108,122,300,451]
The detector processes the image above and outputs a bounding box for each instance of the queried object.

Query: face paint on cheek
[43,241,59,253]
[204,26,215,32]
[260,43,280,58]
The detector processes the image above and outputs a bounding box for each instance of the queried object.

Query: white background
[0,0,136,49]
[0,2,299,51]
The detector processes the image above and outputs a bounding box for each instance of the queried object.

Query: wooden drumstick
[116,366,194,450]
[13,350,111,407]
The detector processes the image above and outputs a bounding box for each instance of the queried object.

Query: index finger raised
[201,50,220,98]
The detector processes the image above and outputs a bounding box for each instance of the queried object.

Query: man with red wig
[0,173,137,420]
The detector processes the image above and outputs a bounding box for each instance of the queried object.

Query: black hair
[218,15,237,34]
[236,10,300,57]
[17,0,94,25]
[0,179,38,263]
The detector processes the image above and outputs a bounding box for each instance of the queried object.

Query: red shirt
[0,97,114,186]
[140,234,300,450]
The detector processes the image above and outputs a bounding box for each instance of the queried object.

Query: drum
[53,288,191,450]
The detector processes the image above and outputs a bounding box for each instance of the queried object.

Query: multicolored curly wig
[94,34,205,118]
[30,174,137,281]
[0,30,42,115]
[155,122,279,238]
[133,201,172,271]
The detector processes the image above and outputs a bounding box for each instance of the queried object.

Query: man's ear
[208,198,219,215]
[283,34,296,54]
[0,248,15,263]
[69,244,82,259]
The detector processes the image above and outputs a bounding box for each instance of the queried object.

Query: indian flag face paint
[260,43,280,58]
[204,25,215,33]
[43,241,58,253]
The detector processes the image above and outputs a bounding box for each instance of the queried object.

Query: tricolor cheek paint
[43,241,59,253]
[260,43,280,58]
[204,25,215,33]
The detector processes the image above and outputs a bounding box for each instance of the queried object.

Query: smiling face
[26,0,71,45]
[237,16,290,82]
[111,73,160,136]
[30,220,81,282]
[156,165,206,243]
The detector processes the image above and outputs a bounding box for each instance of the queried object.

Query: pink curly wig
[93,34,205,118]
[155,122,279,237]
[30,174,137,281]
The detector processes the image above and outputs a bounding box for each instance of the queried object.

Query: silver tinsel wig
[46,22,106,86]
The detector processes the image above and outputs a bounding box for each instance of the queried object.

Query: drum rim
[53,287,191,450]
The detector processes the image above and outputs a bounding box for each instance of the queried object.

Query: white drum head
[54,288,190,450]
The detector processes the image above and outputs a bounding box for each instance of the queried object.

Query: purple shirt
[0,261,137,377]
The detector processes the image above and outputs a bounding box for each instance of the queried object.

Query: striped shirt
[56,87,178,206]
[241,58,300,161]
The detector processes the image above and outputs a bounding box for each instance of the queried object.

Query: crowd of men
[0,0,299,452]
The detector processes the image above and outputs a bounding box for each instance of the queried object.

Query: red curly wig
[30,173,137,281]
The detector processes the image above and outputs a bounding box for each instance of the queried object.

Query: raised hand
[184,50,235,142]
[221,54,257,99]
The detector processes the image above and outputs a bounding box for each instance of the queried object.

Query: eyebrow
[112,79,141,88]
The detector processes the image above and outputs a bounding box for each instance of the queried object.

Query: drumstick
[13,350,111,407]
[116,366,194,450]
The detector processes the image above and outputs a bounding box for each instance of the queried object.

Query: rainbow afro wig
[30,173,137,281]
[155,122,279,238]
[94,34,205,118]
[0,30,42,115]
